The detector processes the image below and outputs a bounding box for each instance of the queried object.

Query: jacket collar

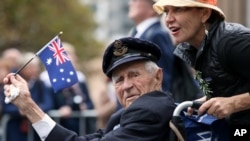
[173,20,222,67]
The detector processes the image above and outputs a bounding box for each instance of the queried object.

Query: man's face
[112,60,162,108]
[128,0,155,24]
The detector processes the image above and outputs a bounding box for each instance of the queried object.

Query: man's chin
[125,96,139,108]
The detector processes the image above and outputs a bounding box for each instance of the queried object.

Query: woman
[153,0,250,126]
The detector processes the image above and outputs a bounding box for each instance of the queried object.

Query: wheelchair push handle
[173,101,204,116]
[191,101,203,109]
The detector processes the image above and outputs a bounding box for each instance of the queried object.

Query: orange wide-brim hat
[153,0,225,19]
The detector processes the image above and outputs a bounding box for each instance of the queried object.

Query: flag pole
[14,31,63,76]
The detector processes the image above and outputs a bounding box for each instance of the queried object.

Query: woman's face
[164,6,206,47]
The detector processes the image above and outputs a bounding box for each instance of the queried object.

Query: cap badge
[113,40,128,56]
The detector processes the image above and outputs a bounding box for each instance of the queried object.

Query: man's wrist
[20,99,46,123]
[32,114,56,141]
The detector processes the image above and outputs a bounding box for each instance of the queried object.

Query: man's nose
[123,78,133,90]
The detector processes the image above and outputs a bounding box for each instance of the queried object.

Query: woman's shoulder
[218,21,250,37]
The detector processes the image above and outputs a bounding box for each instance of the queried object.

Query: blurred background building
[81,0,133,42]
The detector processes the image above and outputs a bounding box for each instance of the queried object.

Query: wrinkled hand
[198,97,235,119]
[3,73,45,123]
[3,73,31,107]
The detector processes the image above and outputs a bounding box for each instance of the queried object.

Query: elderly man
[3,37,176,141]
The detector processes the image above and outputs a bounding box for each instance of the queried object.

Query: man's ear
[201,8,212,23]
[155,68,163,85]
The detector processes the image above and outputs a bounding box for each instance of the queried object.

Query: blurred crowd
[0,42,120,141]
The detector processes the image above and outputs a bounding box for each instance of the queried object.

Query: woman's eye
[164,10,169,15]
[174,7,182,12]
[164,7,185,15]
[175,7,191,13]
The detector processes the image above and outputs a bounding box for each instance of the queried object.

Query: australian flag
[37,36,78,92]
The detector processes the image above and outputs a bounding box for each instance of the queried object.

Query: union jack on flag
[37,35,78,92]
[49,38,70,66]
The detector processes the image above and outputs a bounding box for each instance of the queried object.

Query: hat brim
[106,56,151,77]
[153,0,225,19]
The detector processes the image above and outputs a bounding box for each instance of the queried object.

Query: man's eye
[133,72,139,77]
[115,78,122,83]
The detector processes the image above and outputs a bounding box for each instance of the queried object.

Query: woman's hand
[187,96,206,116]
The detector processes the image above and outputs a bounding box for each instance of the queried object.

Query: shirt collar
[134,17,159,38]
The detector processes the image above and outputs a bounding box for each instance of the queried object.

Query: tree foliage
[0,0,103,60]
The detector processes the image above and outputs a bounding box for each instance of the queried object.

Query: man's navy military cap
[102,37,161,78]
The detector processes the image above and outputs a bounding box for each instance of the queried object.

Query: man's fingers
[12,74,27,84]
[3,73,15,84]
[8,74,25,88]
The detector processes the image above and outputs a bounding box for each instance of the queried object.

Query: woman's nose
[165,12,174,25]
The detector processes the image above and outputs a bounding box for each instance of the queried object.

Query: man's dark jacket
[46,91,176,141]
[174,20,250,124]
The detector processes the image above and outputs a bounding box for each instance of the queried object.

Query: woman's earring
[204,23,208,36]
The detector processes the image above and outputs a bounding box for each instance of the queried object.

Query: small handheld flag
[15,32,79,92]
[37,33,78,92]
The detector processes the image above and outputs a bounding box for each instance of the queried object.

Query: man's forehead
[112,61,146,76]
